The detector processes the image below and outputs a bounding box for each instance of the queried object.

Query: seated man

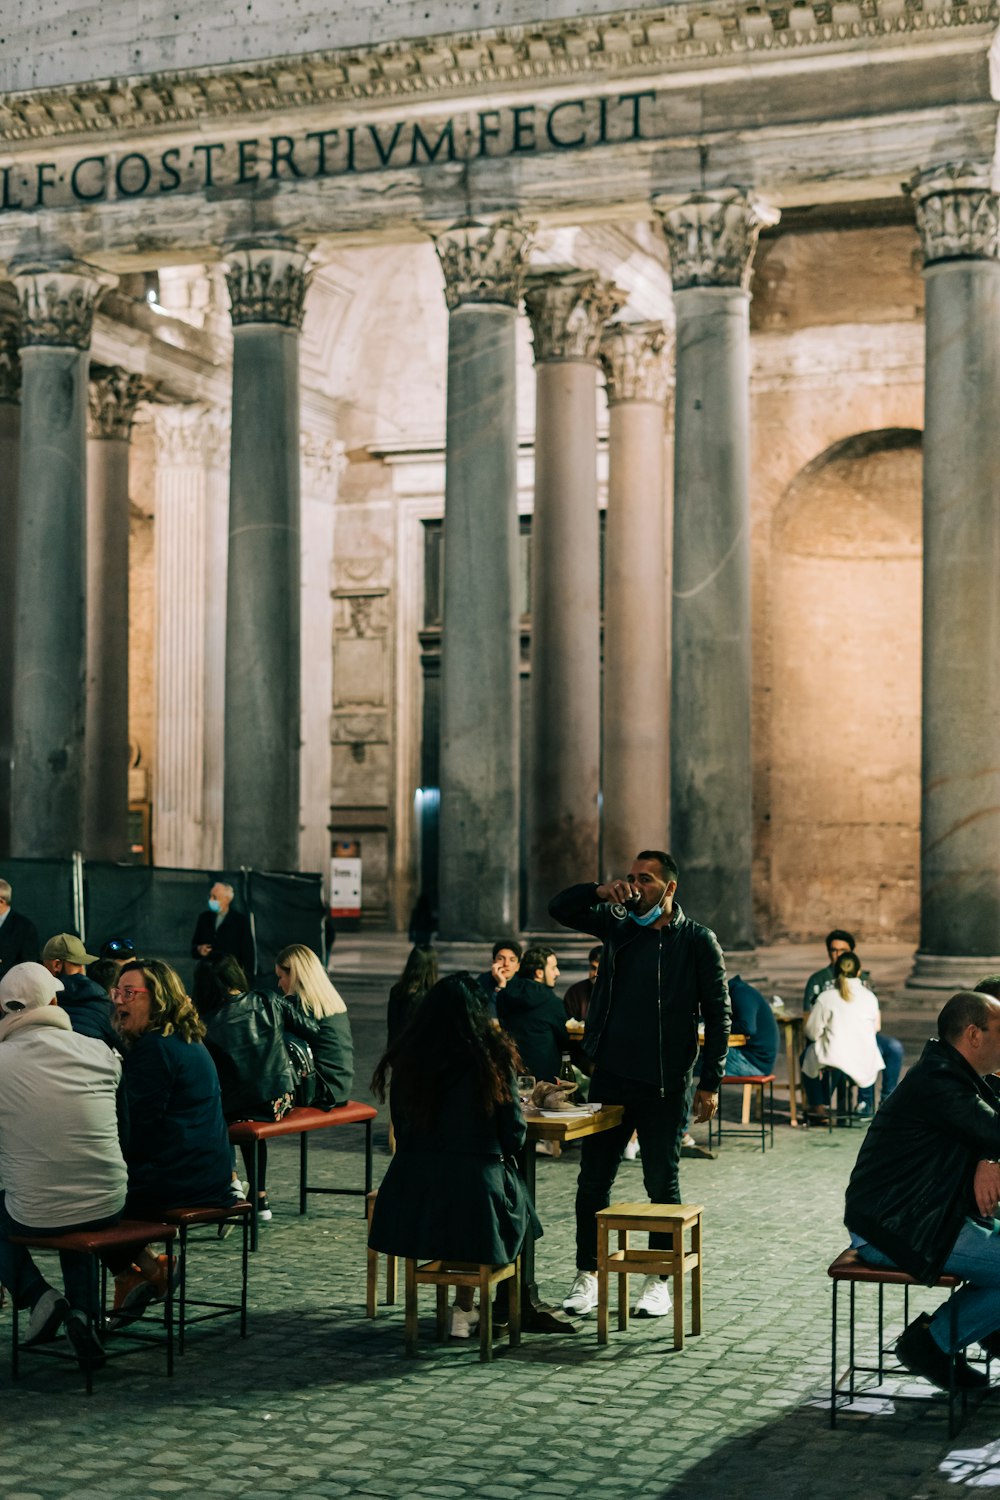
[564,947,601,1025]
[42,932,117,1049]
[496,946,569,1084]
[724,975,779,1077]
[803,926,903,1111]
[844,989,1000,1391]
[475,939,521,1021]
[0,962,127,1370]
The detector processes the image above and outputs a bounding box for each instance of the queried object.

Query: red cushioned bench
[827,1246,974,1437]
[229,1101,378,1250]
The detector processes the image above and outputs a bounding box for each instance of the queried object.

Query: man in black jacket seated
[496,946,568,1084]
[550,850,730,1320]
[844,989,1000,1391]
[42,933,118,1051]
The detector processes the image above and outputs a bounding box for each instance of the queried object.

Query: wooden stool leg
[618,1229,629,1333]
[386,1253,397,1306]
[741,1084,752,1125]
[435,1283,449,1340]
[404,1259,418,1356]
[691,1216,703,1336]
[365,1193,377,1317]
[597,1219,609,1344]
[479,1266,493,1363]
[509,1259,521,1349]
[672,1227,685,1351]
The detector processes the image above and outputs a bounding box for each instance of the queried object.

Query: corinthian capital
[0,324,20,403]
[89,366,153,440]
[12,259,117,350]
[599,321,674,406]
[152,403,230,468]
[523,268,626,364]
[909,163,1000,266]
[432,219,533,311]
[224,239,312,329]
[653,191,779,292]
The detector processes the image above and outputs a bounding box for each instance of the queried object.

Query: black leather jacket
[203,990,320,1121]
[548,884,730,1095]
[845,1038,1000,1283]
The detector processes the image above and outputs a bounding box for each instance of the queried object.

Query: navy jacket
[497,976,568,1082]
[122,1031,232,1209]
[58,972,118,1050]
[728,975,779,1074]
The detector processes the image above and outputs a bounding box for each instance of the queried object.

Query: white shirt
[802,979,884,1089]
[0,1023,127,1226]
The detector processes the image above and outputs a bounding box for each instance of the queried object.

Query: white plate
[536,1106,592,1119]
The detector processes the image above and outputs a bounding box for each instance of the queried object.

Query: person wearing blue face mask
[549,851,731,1321]
[190,881,256,981]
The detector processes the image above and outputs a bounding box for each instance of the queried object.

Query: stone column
[523,268,625,928]
[85,368,150,860]
[654,192,774,949]
[151,405,229,869]
[10,258,115,858]
[432,220,530,941]
[223,239,310,872]
[598,321,674,881]
[908,164,1000,984]
[0,326,20,857]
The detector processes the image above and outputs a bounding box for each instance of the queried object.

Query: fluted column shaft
[598,322,673,880]
[433,220,529,940]
[524,269,625,927]
[910,164,1000,978]
[10,259,115,857]
[85,368,149,860]
[656,191,774,947]
[0,329,20,857]
[223,239,309,871]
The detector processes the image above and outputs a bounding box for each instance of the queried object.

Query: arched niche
[768,428,922,942]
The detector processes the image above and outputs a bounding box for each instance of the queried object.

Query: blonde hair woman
[275,944,354,1109]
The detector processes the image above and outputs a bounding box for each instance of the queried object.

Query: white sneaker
[563,1270,599,1315]
[634,1275,673,1318]
[449,1303,480,1339]
[623,1137,640,1161]
[23,1286,68,1347]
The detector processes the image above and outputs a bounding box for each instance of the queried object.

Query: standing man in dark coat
[190,881,255,979]
[550,849,730,1320]
[844,989,1000,1391]
[0,879,39,979]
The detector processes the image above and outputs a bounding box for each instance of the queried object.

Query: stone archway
[768,428,922,941]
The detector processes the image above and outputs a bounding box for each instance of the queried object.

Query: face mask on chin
[629,896,665,927]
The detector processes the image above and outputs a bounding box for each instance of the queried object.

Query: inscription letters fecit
[0,92,655,214]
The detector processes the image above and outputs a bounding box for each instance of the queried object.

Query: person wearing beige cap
[0,961,127,1371]
[42,934,116,1049]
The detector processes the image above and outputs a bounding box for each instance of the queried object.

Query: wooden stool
[403,1257,521,1363]
[365,1190,397,1317]
[707,1074,775,1153]
[596,1203,703,1349]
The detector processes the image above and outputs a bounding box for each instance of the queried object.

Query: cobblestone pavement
[2,1002,995,1500]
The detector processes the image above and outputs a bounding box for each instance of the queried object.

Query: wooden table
[518,1104,624,1332]
[774,1011,807,1125]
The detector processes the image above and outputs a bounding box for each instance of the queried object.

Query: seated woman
[368,972,541,1339]
[801,951,884,1122]
[275,944,354,1108]
[196,954,321,1222]
[109,958,234,1322]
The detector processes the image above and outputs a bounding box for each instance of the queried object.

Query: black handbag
[285,1035,317,1108]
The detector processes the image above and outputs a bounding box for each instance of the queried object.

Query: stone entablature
[0,0,993,148]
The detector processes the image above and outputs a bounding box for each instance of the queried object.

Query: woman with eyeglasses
[107,958,234,1324]
[274,944,354,1110]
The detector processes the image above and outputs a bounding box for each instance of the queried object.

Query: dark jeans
[0,1191,123,1317]
[574,1068,693,1272]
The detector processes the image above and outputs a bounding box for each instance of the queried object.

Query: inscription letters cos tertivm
[0,91,656,214]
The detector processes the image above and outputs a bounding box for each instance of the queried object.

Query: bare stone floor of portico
[0,944,987,1500]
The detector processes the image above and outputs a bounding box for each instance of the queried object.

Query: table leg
[785,1023,800,1128]
[517,1143,579,1334]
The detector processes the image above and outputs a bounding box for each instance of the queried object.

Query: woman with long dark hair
[386,945,438,1048]
[369,972,540,1339]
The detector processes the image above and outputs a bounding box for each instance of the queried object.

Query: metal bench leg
[830,1279,838,1428]
[240,1209,249,1336]
[300,1132,308,1216]
[178,1225,188,1355]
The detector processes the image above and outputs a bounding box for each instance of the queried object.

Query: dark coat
[0,910,40,978]
[368,1072,541,1264]
[203,990,321,1121]
[122,1030,232,1210]
[283,998,354,1109]
[548,884,731,1094]
[58,972,118,1050]
[496,976,568,1082]
[190,907,255,979]
[728,975,779,1074]
[845,1038,1000,1283]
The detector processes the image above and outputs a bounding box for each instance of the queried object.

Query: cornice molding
[0,0,993,147]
